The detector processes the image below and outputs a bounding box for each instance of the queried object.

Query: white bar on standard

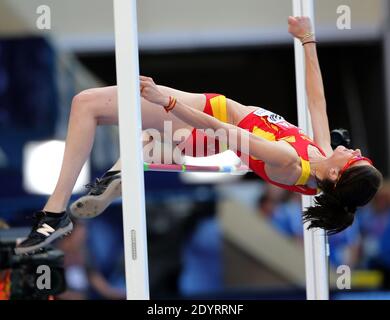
[292,0,329,300]
[113,0,150,300]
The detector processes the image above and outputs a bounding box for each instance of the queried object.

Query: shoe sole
[14,221,74,255]
[70,178,122,219]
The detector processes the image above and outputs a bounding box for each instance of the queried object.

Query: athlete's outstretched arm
[140,76,297,168]
[288,16,333,156]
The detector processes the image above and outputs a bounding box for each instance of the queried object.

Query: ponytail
[303,165,382,235]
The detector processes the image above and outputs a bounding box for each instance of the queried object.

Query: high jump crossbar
[292,0,330,300]
[114,0,328,300]
[144,162,250,174]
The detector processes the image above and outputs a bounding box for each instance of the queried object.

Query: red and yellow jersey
[181,94,325,195]
[236,106,325,195]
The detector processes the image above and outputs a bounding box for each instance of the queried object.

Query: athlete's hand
[288,16,313,40]
[140,76,169,106]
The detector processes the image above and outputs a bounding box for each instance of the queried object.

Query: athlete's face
[330,146,373,178]
[332,146,362,165]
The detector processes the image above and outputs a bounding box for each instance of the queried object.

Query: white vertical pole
[383,0,390,175]
[292,0,329,300]
[113,0,150,299]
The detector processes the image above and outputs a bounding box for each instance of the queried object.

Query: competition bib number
[254,108,286,124]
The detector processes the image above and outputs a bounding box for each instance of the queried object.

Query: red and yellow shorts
[178,93,228,157]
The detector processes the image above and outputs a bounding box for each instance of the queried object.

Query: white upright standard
[292,0,329,300]
[113,0,150,299]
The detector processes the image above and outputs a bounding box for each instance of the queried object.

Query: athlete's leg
[16,84,209,253]
[43,87,119,213]
[15,87,120,254]
[45,85,205,212]
[69,86,208,219]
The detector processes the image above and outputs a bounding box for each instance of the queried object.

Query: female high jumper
[15,16,383,255]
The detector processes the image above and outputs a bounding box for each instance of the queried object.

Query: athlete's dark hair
[303,165,383,235]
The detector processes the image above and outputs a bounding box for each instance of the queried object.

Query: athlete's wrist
[163,96,177,112]
[299,32,315,43]
[161,96,170,107]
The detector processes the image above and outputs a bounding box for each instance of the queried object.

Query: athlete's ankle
[103,170,121,177]
[41,210,66,218]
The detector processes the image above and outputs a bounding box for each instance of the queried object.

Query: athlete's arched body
[15,16,382,255]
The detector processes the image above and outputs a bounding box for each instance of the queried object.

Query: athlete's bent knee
[71,89,100,115]
[72,89,100,105]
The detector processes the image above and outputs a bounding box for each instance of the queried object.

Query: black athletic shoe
[14,211,73,255]
[70,171,122,219]
[85,171,121,196]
